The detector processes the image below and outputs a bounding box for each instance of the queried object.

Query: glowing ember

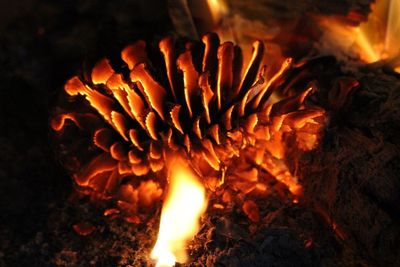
[151,158,207,266]
[51,32,325,231]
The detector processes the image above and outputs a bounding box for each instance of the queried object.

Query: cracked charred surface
[300,64,400,266]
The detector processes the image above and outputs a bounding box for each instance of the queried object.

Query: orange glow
[151,158,207,267]
[52,33,327,234]
[354,27,380,62]
[317,17,378,63]
[206,0,228,26]
[318,0,400,71]
[358,0,400,63]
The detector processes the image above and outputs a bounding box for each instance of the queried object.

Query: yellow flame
[151,158,207,267]
[354,27,380,63]
[206,0,228,25]
[357,0,400,70]
[317,0,400,72]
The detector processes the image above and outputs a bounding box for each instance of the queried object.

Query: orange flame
[206,0,228,26]
[358,0,400,63]
[151,158,207,266]
[318,0,400,71]
[52,33,327,231]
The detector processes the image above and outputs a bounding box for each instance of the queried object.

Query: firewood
[300,63,400,266]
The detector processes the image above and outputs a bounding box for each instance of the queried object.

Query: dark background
[0,1,173,264]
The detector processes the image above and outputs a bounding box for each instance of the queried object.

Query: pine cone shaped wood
[51,33,325,219]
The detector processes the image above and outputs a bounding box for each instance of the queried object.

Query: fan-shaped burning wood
[51,33,326,221]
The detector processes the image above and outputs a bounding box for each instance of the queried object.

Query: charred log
[300,63,400,266]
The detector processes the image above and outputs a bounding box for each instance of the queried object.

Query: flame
[318,0,400,71]
[206,0,228,25]
[52,33,327,229]
[357,0,400,65]
[151,158,207,266]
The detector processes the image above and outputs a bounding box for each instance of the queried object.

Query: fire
[51,32,328,249]
[317,0,400,71]
[206,0,228,26]
[151,158,207,266]
[357,0,400,64]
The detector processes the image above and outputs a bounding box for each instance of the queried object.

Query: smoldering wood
[1,0,399,266]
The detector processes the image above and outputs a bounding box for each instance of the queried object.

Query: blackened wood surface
[300,64,400,266]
